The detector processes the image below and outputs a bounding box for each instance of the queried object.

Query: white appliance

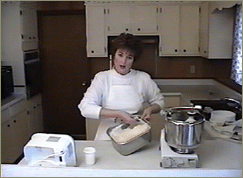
[24,133,77,167]
[160,129,198,168]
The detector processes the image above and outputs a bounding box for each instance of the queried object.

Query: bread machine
[24,133,77,167]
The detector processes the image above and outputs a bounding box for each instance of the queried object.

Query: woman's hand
[141,104,162,121]
[141,107,153,121]
[99,109,136,124]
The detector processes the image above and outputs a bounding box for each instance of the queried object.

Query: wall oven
[1,66,14,99]
[24,49,42,99]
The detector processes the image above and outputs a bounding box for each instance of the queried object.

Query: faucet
[222,97,242,112]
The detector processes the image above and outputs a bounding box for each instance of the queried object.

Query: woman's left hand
[141,104,162,121]
[141,107,153,121]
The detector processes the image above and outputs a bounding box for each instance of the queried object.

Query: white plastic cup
[83,147,96,165]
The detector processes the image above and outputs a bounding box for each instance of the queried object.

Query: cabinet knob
[138,28,141,31]
[175,49,178,52]
[91,50,94,53]
[7,124,10,127]
[183,49,186,52]
[126,28,128,31]
[13,120,16,123]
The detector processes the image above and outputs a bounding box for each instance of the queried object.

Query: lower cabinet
[1,99,30,163]
[28,94,44,135]
[1,94,43,163]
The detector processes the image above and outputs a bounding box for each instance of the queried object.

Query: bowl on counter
[106,118,151,156]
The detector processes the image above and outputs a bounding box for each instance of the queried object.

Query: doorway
[38,12,90,139]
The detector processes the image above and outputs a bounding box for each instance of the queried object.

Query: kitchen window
[231,3,242,86]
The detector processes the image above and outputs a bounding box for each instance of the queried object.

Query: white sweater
[78,69,164,119]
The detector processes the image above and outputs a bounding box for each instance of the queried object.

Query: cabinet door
[11,110,31,161]
[20,7,38,42]
[1,120,15,163]
[180,5,200,55]
[131,5,158,34]
[106,6,130,35]
[29,95,44,135]
[86,6,107,57]
[158,5,180,56]
[199,2,209,57]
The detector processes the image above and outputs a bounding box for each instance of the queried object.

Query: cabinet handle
[183,49,186,52]
[204,51,207,53]
[138,28,141,31]
[13,120,16,123]
[27,111,30,114]
[91,50,94,53]
[126,28,128,31]
[175,49,178,52]
[160,8,162,13]
[7,124,10,127]
[34,106,36,109]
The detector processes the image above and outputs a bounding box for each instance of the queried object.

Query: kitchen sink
[190,99,242,121]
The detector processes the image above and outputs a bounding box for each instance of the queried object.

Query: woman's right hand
[116,111,137,124]
[99,108,136,124]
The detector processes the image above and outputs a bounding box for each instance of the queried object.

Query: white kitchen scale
[160,129,198,168]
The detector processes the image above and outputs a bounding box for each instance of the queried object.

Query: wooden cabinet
[1,1,38,86]
[27,94,44,135]
[20,6,38,50]
[158,4,200,56]
[158,5,180,55]
[131,5,158,34]
[86,5,107,57]
[106,5,158,35]
[1,95,43,163]
[199,1,235,59]
[1,98,31,163]
[105,6,131,35]
[180,5,200,55]
[85,2,201,57]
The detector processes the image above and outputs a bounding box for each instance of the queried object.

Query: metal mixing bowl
[106,119,151,156]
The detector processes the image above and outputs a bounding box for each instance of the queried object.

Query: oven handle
[24,58,40,64]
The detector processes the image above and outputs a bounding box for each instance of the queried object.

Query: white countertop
[2,138,242,177]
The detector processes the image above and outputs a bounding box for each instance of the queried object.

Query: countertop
[2,138,242,177]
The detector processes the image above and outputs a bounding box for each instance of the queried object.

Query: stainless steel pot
[163,106,205,154]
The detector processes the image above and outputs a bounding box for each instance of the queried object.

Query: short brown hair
[110,33,142,61]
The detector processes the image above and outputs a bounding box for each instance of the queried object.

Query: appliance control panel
[161,156,198,168]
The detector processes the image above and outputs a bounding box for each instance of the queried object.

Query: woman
[78,33,164,140]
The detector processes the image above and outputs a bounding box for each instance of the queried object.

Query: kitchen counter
[1,138,242,177]
[155,79,242,103]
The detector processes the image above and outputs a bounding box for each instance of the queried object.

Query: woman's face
[113,48,134,75]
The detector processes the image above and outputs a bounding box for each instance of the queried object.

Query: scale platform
[160,129,198,168]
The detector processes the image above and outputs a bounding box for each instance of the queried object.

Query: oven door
[24,50,42,99]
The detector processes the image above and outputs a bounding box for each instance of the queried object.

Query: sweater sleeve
[143,73,165,109]
[77,72,105,119]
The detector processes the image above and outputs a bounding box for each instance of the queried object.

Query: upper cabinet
[157,4,199,56]
[105,6,131,35]
[85,1,237,59]
[199,1,239,59]
[105,5,158,35]
[131,5,158,34]
[86,5,107,57]
[157,5,180,55]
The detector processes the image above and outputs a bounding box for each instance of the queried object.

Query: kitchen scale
[160,129,198,168]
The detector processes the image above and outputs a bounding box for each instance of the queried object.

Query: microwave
[1,66,14,99]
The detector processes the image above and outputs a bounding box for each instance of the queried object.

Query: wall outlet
[190,65,196,74]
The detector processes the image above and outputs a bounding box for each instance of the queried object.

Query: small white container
[83,147,96,165]
[210,110,236,126]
